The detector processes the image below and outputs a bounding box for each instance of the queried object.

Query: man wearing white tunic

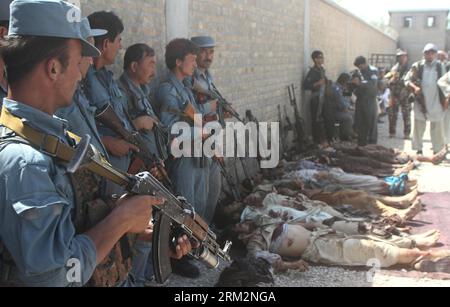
[405,44,447,154]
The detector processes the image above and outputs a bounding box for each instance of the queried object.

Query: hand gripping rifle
[68,135,232,284]
[95,104,173,189]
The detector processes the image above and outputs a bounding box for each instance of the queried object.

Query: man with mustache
[85,11,139,196]
[0,0,164,287]
[157,38,207,279]
[190,36,222,225]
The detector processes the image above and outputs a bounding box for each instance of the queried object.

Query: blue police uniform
[191,68,222,224]
[0,99,97,286]
[157,72,208,217]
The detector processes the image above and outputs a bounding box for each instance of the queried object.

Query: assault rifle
[68,135,232,284]
[96,104,172,189]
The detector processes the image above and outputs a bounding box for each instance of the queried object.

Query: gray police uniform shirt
[157,72,208,215]
[191,69,223,224]
[119,72,165,160]
[192,69,216,117]
[85,66,133,173]
[0,99,96,287]
[158,72,204,148]
[56,84,108,159]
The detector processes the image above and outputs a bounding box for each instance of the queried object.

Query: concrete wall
[310,0,397,81]
[446,30,450,52]
[78,0,397,139]
[390,10,449,63]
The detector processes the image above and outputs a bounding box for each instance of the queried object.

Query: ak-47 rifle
[192,79,244,126]
[409,66,428,119]
[283,105,294,134]
[95,104,173,189]
[414,85,428,119]
[278,105,288,154]
[68,135,232,284]
[288,84,307,151]
[317,67,328,123]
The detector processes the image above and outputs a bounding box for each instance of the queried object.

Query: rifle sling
[0,107,128,186]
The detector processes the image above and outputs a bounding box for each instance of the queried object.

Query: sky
[334,0,450,24]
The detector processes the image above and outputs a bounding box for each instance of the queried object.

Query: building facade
[389,9,449,63]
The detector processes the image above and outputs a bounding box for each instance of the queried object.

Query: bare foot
[431,148,448,165]
[394,161,416,176]
[414,250,450,273]
[410,230,441,249]
[377,189,419,209]
[404,180,418,194]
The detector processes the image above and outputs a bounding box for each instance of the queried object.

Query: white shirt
[415,61,443,122]
[438,71,450,97]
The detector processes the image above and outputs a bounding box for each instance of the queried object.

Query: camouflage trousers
[388,96,412,137]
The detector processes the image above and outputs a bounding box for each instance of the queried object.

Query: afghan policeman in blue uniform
[84,11,139,195]
[118,43,170,286]
[0,0,168,287]
[156,38,207,279]
[119,43,169,166]
[353,56,380,146]
[190,36,223,225]
[56,18,109,158]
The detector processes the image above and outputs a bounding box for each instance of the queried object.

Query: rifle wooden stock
[96,104,173,189]
[183,102,197,123]
[82,149,231,284]
[412,82,428,118]
[288,84,307,151]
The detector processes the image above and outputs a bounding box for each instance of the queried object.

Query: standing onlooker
[438,70,450,148]
[303,50,328,145]
[385,49,412,139]
[405,44,446,155]
[353,56,379,146]
[438,50,449,72]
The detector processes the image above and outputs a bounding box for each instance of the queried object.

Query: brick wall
[79,0,167,85]
[188,0,305,123]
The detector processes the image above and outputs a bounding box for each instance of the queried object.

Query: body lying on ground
[284,165,416,196]
[233,194,447,273]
